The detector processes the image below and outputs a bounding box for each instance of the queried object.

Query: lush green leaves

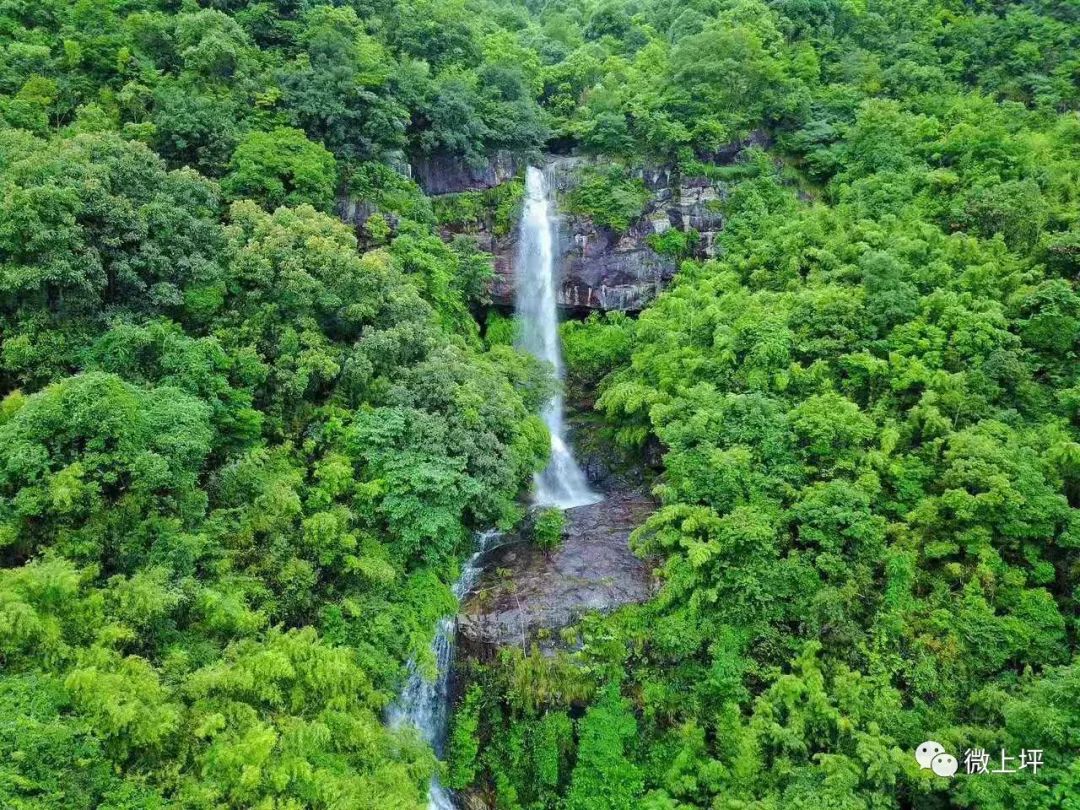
[222,127,338,211]
[1,0,1078,807]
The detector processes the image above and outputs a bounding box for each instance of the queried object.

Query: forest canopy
[1,0,1079,808]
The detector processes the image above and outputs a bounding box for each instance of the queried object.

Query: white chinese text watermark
[916,741,1042,778]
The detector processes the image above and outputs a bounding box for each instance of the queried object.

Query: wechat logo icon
[916,741,958,777]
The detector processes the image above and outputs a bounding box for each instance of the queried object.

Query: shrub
[533,507,565,550]
[566,165,649,232]
[647,227,700,258]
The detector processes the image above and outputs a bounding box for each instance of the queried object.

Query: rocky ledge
[412,150,520,196]
[475,154,734,313]
[457,489,656,658]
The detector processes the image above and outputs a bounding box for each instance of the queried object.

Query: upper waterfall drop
[514,166,601,510]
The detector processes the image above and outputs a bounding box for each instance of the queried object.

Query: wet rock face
[412,151,519,195]
[556,206,678,312]
[485,207,679,312]
[457,490,656,658]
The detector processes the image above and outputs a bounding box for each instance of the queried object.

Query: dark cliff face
[555,216,676,312]
[456,153,737,313]
[412,150,520,195]
[479,196,682,313]
[540,155,683,312]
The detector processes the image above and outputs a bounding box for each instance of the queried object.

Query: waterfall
[388,166,597,810]
[388,531,501,810]
[515,166,601,509]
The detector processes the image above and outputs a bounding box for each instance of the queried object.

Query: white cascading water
[388,531,501,810]
[388,167,597,810]
[515,166,601,509]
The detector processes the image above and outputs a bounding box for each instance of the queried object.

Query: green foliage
[562,311,635,394]
[0,373,212,564]
[450,649,588,807]
[565,685,644,810]
[446,684,483,789]
[433,191,489,231]
[389,223,496,336]
[647,227,699,258]
[0,673,169,809]
[533,507,565,551]
[222,127,338,211]
[2,0,1079,807]
[432,178,525,237]
[279,5,409,162]
[0,8,560,796]
[454,2,1080,808]
[347,162,435,229]
[484,311,519,348]
[364,211,392,244]
[566,164,649,232]
[0,132,225,387]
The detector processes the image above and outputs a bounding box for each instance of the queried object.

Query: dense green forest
[1,0,1078,808]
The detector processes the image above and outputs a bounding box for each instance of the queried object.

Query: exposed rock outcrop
[337,197,383,236]
[412,151,520,195]
[457,489,656,659]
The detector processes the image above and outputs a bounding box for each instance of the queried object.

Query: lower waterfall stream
[387,531,501,809]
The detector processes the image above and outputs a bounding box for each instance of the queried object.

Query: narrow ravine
[389,164,605,809]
